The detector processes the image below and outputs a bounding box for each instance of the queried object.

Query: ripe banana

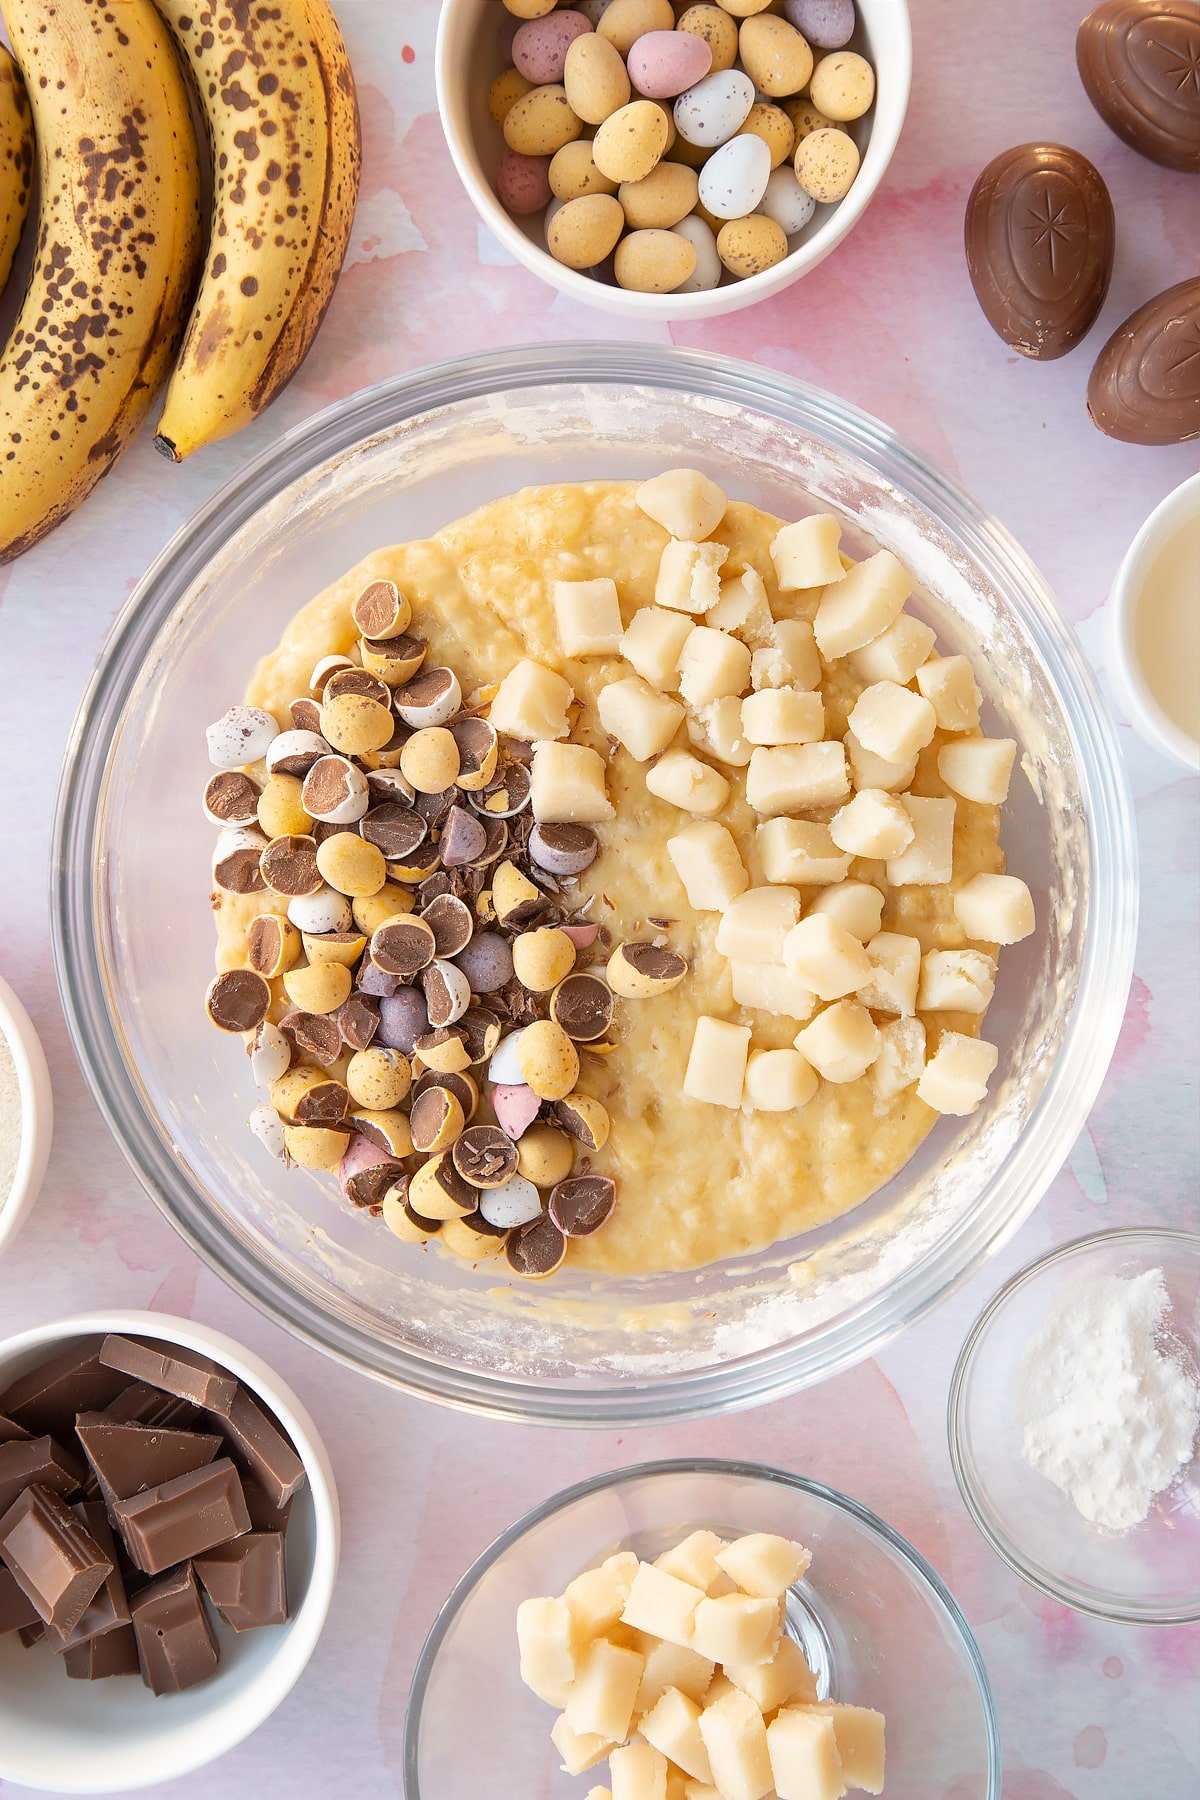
[0,43,33,297]
[0,0,202,564]
[150,0,362,461]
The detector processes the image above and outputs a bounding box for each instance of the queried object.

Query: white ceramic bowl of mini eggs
[436,0,912,319]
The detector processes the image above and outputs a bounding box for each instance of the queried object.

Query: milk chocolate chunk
[213,1389,306,1510]
[0,1485,113,1635]
[131,1563,219,1695]
[18,1620,44,1647]
[0,1564,40,1634]
[241,1481,294,1535]
[280,1009,344,1066]
[101,1383,199,1432]
[75,1416,222,1506]
[195,1531,287,1631]
[63,1623,141,1680]
[965,143,1115,359]
[212,841,267,893]
[2,1344,130,1440]
[506,1214,567,1278]
[99,1337,238,1414]
[1088,276,1200,442]
[338,991,380,1051]
[114,1457,250,1576]
[549,972,614,1042]
[260,833,322,897]
[0,1435,83,1514]
[0,1412,30,1445]
[206,968,272,1034]
[1077,0,1200,172]
[452,1125,519,1188]
[204,770,261,825]
[548,1174,617,1238]
[44,1505,131,1652]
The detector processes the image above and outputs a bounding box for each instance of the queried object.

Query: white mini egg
[673,69,756,148]
[286,885,353,936]
[488,1030,528,1088]
[249,1105,287,1160]
[698,134,772,221]
[205,705,279,769]
[479,1174,544,1230]
[250,1020,292,1088]
[672,215,723,292]
[760,166,817,235]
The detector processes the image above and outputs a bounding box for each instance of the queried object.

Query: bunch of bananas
[0,0,361,563]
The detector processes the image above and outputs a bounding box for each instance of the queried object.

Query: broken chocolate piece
[131,1564,220,1695]
[548,1174,617,1238]
[0,1412,30,1446]
[371,916,437,978]
[260,833,321,898]
[451,1125,519,1189]
[421,892,473,958]
[440,804,488,868]
[114,1457,250,1576]
[0,1434,83,1515]
[241,1481,294,1536]
[195,1531,287,1631]
[338,991,380,1052]
[1,1344,130,1440]
[279,1008,344,1066]
[206,968,273,1033]
[0,1564,40,1635]
[75,1415,222,1506]
[360,804,428,861]
[100,1382,200,1432]
[98,1338,238,1413]
[0,1485,113,1636]
[549,972,614,1042]
[528,821,599,875]
[44,1504,131,1652]
[63,1623,141,1680]
[506,1215,567,1277]
[213,1390,307,1511]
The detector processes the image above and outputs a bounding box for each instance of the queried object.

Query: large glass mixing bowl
[52,345,1137,1424]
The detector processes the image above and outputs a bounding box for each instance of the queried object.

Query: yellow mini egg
[809,50,876,122]
[547,194,626,270]
[256,773,310,840]
[784,98,838,140]
[489,67,534,125]
[619,160,699,229]
[738,15,815,97]
[549,139,618,201]
[614,227,697,292]
[716,213,790,279]
[517,1019,581,1102]
[593,99,669,184]
[596,0,674,58]
[737,102,796,170]
[516,1124,575,1188]
[502,84,584,158]
[676,4,739,73]
[794,126,861,202]
[563,31,631,125]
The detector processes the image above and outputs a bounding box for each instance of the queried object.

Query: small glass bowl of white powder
[0,976,54,1261]
[949,1228,1200,1625]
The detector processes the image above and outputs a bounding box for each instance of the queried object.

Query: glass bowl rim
[50,340,1138,1425]
[401,1453,1003,1799]
[947,1225,1200,1628]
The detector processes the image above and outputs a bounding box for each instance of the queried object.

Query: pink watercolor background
[0,1,1197,1795]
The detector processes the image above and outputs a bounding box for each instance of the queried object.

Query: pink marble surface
[0,0,1197,1794]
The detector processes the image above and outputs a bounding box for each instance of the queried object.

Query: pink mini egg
[561,921,600,950]
[512,10,593,85]
[627,28,712,101]
[492,1082,543,1140]
[496,148,554,216]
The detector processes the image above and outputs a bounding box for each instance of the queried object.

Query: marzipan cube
[741,686,824,746]
[757,818,851,887]
[691,1593,782,1667]
[635,1637,716,1714]
[849,610,937,685]
[766,1706,845,1800]
[847,680,937,764]
[655,1530,728,1594]
[916,654,981,732]
[639,1687,714,1784]
[637,468,728,542]
[730,962,817,1024]
[667,820,749,911]
[845,726,917,794]
[725,1636,819,1714]
[621,607,695,692]
[531,741,616,823]
[746,742,850,816]
[655,539,729,614]
[714,1532,812,1598]
[872,1016,926,1098]
[814,549,910,659]
[793,999,881,1082]
[707,567,775,646]
[554,578,625,658]
[770,513,843,590]
[916,1030,998,1114]
[886,794,955,887]
[563,1637,645,1744]
[938,736,1016,804]
[952,872,1035,944]
[598,675,685,761]
[609,1740,669,1800]
[621,1561,706,1650]
[518,1595,579,1705]
[744,1046,819,1111]
[683,1015,752,1109]
[715,886,804,964]
[688,696,752,766]
[552,1713,616,1776]
[751,620,821,693]
[797,1702,886,1794]
[488,658,573,741]
[857,932,921,1016]
[565,1552,641,1641]
[917,948,997,1014]
[698,1685,776,1800]
[829,787,914,858]
[645,750,731,816]
[678,626,752,708]
[783,915,871,1002]
[807,881,885,942]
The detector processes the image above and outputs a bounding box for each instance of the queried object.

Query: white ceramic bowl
[435,0,911,320]
[0,1311,340,1794]
[0,974,53,1261]
[1106,470,1200,774]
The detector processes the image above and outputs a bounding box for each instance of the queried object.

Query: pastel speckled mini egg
[673,67,756,148]
[512,9,593,85]
[627,28,712,100]
[697,133,772,219]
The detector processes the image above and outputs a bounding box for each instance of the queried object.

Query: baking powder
[1019,1267,1200,1530]
[0,1033,19,1207]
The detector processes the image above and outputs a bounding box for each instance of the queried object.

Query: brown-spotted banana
[150,0,362,462]
[0,42,33,297]
[0,0,203,564]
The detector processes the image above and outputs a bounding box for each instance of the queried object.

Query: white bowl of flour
[949,1228,1200,1627]
[0,975,53,1260]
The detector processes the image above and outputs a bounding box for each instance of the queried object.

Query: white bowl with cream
[0,975,53,1261]
[1107,471,1200,775]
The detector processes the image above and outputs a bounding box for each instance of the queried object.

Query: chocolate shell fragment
[1077,0,1200,173]
[965,142,1115,359]
[131,1563,220,1695]
[1088,276,1200,443]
